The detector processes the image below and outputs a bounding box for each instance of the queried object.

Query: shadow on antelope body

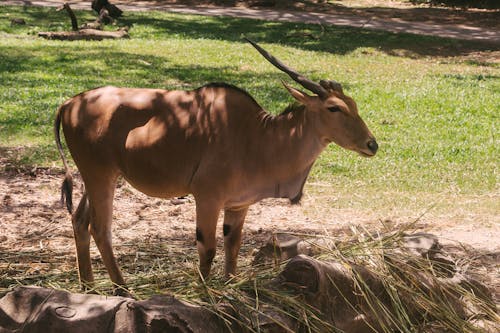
[55,39,377,295]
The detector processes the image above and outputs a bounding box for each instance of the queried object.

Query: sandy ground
[1,166,498,252]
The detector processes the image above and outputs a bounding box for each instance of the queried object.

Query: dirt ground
[1,160,499,251]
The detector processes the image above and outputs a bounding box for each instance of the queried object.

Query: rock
[0,286,227,333]
[10,18,26,26]
[0,286,126,333]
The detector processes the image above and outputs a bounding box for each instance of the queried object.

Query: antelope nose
[367,139,378,154]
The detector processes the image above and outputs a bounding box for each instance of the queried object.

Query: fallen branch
[38,28,129,41]
[57,2,78,31]
[38,2,128,41]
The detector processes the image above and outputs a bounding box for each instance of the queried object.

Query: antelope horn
[245,38,328,98]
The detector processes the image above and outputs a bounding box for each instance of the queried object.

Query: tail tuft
[55,103,74,214]
[61,173,73,213]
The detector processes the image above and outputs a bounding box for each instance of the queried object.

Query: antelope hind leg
[85,175,130,296]
[72,192,94,290]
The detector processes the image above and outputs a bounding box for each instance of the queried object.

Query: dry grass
[3,218,497,332]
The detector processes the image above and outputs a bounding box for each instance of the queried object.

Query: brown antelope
[55,39,377,295]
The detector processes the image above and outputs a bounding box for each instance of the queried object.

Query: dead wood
[38,28,129,41]
[275,255,392,332]
[57,2,78,31]
[256,232,497,332]
[38,2,128,41]
[0,286,227,333]
[98,8,113,25]
[92,0,123,20]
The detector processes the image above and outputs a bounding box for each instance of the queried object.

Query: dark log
[92,0,123,19]
[38,28,129,41]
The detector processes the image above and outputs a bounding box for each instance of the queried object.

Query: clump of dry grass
[116,224,496,332]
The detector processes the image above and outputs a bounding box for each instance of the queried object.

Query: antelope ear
[282,81,310,104]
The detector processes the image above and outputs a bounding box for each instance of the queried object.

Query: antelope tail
[54,105,73,213]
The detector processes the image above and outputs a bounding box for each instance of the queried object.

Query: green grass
[0,5,498,210]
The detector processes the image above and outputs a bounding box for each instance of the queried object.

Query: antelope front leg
[195,201,222,278]
[223,207,248,277]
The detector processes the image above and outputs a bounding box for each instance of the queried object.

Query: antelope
[55,39,378,295]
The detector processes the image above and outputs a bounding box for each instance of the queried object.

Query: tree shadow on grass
[120,10,498,60]
[3,5,496,60]
[0,43,315,141]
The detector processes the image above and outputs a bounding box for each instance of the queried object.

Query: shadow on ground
[121,11,499,59]
[2,5,498,61]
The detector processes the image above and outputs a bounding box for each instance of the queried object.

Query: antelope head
[246,38,378,157]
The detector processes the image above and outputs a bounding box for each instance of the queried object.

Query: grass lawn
[0,5,498,221]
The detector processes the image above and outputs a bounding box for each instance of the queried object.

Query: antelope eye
[328,106,341,113]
